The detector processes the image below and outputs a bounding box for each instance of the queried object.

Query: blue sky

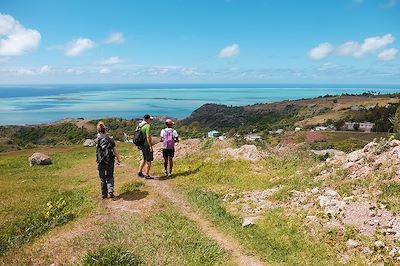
[0,0,399,84]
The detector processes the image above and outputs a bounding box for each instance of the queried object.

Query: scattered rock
[83,139,95,147]
[346,239,360,249]
[220,145,264,161]
[242,217,256,227]
[374,240,385,249]
[29,152,52,166]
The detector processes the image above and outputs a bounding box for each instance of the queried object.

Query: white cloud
[104,32,124,44]
[318,62,338,71]
[308,42,334,60]
[337,41,360,55]
[16,68,34,75]
[65,38,95,56]
[352,34,395,57]
[378,48,398,61]
[65,68,83,75]
[217,44,240,58]
[99,67,111,74]
[0,13,41,56]
[39,65,51,74]
[100,56,123,65]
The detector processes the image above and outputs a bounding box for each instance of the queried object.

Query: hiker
[160,119,179,177]
[95,121,121,199]
[137,114,154,179]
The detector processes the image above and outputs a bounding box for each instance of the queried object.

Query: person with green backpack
[135,114,154,179]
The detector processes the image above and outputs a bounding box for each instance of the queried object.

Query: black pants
[97,163,114,196]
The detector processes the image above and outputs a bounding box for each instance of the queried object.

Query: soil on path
[145,177,265,266]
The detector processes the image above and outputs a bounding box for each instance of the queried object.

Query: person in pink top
[160,119,179,178]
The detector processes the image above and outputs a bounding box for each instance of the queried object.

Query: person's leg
[168,157,173,174]
[97,164,108,198]
[163,149,168,175]
[144,161,152,176]
[106,163,115,197]
[138,159,146,173]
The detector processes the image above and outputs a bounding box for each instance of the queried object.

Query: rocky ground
[222,138,400,264]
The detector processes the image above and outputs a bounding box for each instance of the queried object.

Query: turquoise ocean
[0,84,399,125]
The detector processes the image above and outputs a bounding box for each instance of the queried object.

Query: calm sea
[0,84,399,125]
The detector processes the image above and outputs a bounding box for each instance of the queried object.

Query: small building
[275,129,284,134]
[294,127,302,132]
[315,126,328,131]
[344,122,375,132]
[359,122,375,132]
[207,130,220,138]
[244,133,262,142]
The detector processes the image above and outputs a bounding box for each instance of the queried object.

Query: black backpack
[96,135,115,165]
[133,126,146,147]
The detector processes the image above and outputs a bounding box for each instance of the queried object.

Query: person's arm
[113,147,121,164]
[147,126,153,152]
[160,129,164,142]
[174,130,179,142]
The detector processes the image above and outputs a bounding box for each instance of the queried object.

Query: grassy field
[0,143,232,265]
[1,137,390,265]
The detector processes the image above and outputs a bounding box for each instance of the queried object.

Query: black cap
[143,114,154,120]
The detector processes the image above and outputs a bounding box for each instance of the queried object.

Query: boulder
[29,153,52,166]
[83,139,95,147]
[242,217,256,227]
[346,239,359,249]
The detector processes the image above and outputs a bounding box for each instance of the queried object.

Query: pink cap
[165,119,174,125]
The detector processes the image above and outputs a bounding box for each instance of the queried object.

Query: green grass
[186,189,337,265]
[81,246,140,266]
[78,209,232,266]
[0,146,97,255]
[380,182,400,212]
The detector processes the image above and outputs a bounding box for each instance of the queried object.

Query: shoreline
[1,91,399,127]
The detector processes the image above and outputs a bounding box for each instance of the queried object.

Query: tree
[390,106,400,138]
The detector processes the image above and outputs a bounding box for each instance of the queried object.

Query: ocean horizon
[1,84,400,126]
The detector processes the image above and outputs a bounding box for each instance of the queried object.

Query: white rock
[311,187,319,194]
[83,139,95,147]
[242,217,255,227]
[374,240,385,248]
[348,150,364,162]
[346,239,359,248]
[324,188,339,198]
[362,247,373,255]
[389,140,400,147]
[29,152,52,166]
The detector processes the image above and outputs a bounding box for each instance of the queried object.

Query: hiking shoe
[167,173,172,178]
[102,195,107,199]
[109,192,115,198]
[137,172,145,178]
[163,169,168,176]
[144,175,154,180]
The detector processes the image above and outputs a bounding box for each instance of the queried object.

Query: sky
[0,0,399,84]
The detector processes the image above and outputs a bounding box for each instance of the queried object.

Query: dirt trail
[146,178,265,266]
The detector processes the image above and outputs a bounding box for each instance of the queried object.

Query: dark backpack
[96,135,115,165]
[133,126,146,147]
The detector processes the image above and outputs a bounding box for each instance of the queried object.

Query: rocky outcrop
[317,139,400,180]
[220,145,265,161]
[29,152,52,166]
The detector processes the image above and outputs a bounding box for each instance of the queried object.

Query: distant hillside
[182,93,400,133]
